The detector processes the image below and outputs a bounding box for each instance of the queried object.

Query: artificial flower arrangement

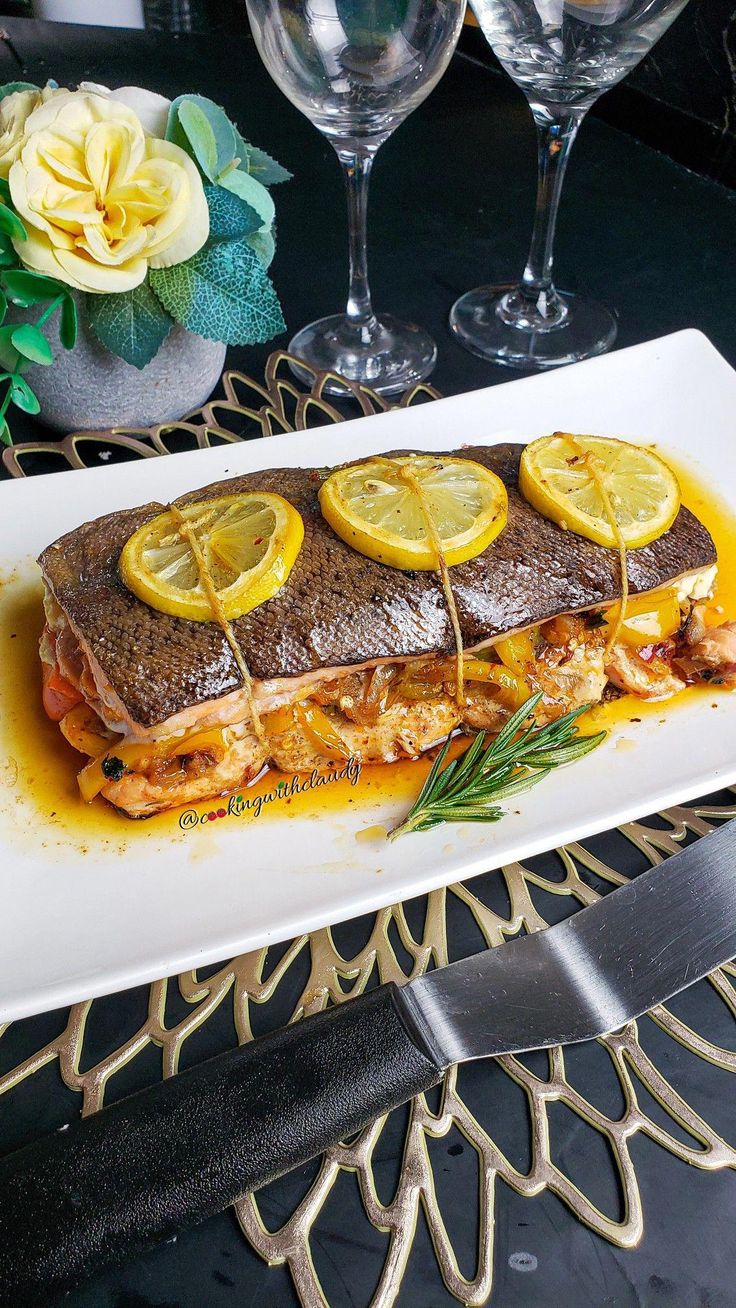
[0,79,291,444]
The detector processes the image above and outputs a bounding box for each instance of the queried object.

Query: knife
[0,819,734,1305]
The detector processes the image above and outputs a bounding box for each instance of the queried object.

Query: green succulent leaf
[0,233,18,268]
[2,268,68,306]
[167,94,238,182]
[0,325,20,371]
[9,374,40,415]
[10,322,52,365]
[149,238,285,346]
[86,281,173,370]
[247,145,292,186]
[205,185,262,242]
[0,204,26,243]
[0,82,39,102]
[0,179,11,203]
[217,167,275,230]
[60,293,78,350]
[0,289,6,323]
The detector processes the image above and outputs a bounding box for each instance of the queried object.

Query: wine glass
[450,0,691,369]
[245,0,466,395]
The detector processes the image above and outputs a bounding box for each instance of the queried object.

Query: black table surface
[1,16,736,1308]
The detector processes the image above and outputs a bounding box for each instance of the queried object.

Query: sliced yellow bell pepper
[605,590,681,648]
[77,728,230,803]
[462,658,530,707]
[262,704,297,735]
[295,702,351,760]
[60,703,118,758]
[493,630,537,677]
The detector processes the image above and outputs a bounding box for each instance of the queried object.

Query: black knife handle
[0,983,443,1305]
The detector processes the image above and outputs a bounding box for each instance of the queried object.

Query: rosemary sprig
[388,692,606,839]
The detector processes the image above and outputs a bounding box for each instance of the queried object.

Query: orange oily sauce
[0,450,734,852]
[0,577,427,851]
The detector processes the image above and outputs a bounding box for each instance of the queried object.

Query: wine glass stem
[520,105,585,312]
[338,148,379,339]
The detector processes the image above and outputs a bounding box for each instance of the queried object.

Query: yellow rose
[0,91,39,177]
[8,91,209,293]
[0,86,70,178]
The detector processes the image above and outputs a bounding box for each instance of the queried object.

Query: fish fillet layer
[39,445,717,731]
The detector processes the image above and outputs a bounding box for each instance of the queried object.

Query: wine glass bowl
[481,0,690,109]
[451,0,691,370]
[253,0,459,145]
[247,0,466,394]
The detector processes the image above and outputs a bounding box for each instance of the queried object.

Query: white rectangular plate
[1,329,735,1022]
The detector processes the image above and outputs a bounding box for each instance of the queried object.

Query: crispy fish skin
[38,445,717,730]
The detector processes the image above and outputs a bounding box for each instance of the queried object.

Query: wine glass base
[449,286,617,370]
[288,313,437,397]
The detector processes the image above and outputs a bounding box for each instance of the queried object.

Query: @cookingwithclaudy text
[178,758,362,830]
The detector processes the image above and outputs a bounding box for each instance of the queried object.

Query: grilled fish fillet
[37,445,725,817]
[40,446,716,729]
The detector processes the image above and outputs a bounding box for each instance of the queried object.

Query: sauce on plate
[1,451,733,853]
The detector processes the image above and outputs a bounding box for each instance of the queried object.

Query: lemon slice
[519,433,681,549]
[120,492,304,621]
[319,455,508,570]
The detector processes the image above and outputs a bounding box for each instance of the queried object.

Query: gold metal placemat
[1,349,441,478]
[1,354,735,1306]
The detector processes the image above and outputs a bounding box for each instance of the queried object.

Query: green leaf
[230,126,251,173]
[218,168,275,229]
[228,128,290,185]
[177,101,218,180]
[0,82,39,102]
[60,294,78,350]
[247,145,292,186]
[0,324,20,371]
[0,289,5,323]
[9,374,40,414]
[149,238,285,346]
[10,323,53,365]
[0,205,26,243]
[205,185,262,242]
[1,268,68,306]
[167,94,238,182]
[246,227,275,269]
[0,179,10,203]
[0,233,18,269]
[86,282,173,369]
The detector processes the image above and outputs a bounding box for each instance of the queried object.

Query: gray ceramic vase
[13,296,226,432]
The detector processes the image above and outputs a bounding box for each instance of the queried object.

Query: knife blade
[0,819,734,1305]
[405,814,736,1063]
